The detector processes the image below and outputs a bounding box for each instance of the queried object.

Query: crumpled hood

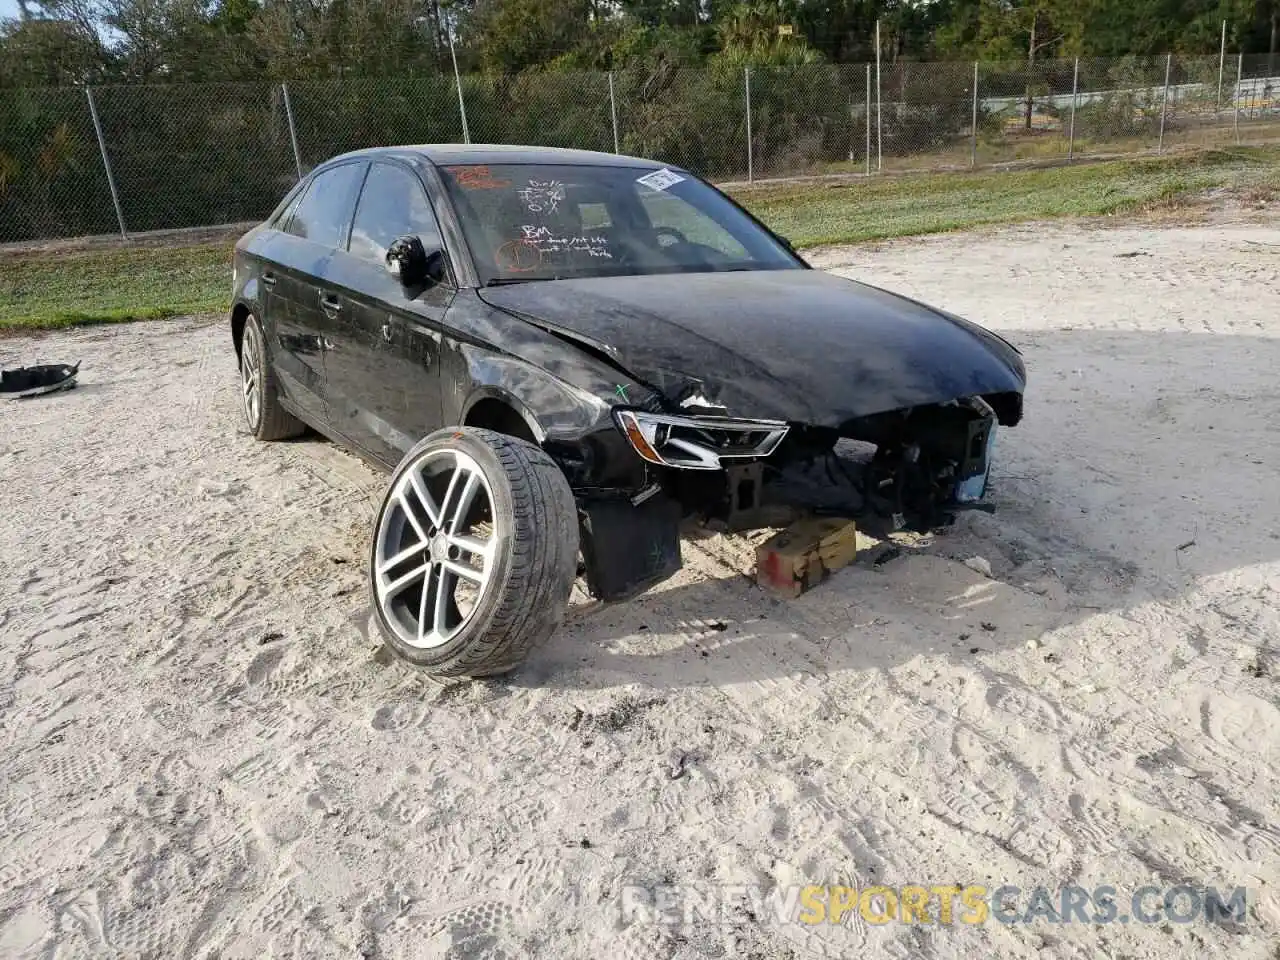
[479,269,1025,427]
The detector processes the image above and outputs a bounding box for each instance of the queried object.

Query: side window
[285,163,365,248]
[270,182,307,229]
[640,192,749,259]
[348,162,445,264]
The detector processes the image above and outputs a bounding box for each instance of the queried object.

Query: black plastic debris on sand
[1,362,80,400]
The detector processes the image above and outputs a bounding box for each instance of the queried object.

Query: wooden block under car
[755,517,858,598]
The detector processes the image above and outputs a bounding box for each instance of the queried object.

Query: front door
[322,160,452,467]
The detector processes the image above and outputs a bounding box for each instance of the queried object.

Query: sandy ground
[3,219,1280,959]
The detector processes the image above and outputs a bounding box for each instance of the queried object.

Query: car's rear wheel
[241,313,303,440]
[369,427,579,678]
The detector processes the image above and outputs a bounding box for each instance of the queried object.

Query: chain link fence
[289,75,465,171]
[615,66,751,182]
[0,86,119,240]
[2,53,1279,244]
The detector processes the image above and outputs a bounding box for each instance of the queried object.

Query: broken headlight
[613,409,789,471]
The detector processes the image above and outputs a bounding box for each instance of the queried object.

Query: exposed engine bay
[576,393,1020,602]
[661,398,1006,533]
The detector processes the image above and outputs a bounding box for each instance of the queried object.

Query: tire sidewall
[242,314,267,437]
[369,428,520,670]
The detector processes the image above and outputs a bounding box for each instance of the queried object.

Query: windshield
[438,162,802,284]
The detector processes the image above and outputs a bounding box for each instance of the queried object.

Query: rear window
[268,181,307,228]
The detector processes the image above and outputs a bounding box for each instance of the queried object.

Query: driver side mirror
[385,235,447,288]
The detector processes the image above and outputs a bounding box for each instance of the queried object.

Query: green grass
[732,147,1280,247]
[0,242,232,331]
[2,148,1277,331]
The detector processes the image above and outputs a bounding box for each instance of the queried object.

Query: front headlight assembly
[613,409,789,470]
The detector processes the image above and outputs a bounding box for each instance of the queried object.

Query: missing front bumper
[576,408,1001,601]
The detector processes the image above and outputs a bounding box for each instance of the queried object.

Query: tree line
[2,0,1277,243]
[2,0,1278,89]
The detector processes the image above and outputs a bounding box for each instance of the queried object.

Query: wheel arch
[461,389,544,444]
[230,302,251,364]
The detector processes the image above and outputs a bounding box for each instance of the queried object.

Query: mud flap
[579,495,683,602]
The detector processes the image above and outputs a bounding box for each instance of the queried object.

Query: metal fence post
[608,71,620,154]
[1068,57,1079,162]
[1158,53,1172,152]
[85,87,126,240]
[281,83,303,180]
[970,62,979,168]
[1234,53,1243,144]
[865,63,871,177]
[847,91,855,163]
[449,35,470,144]
[875,21,883,172]
[744,67,753,182]
[1217,19,1227,114]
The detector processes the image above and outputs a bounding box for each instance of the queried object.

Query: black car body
[231,145,1025,602]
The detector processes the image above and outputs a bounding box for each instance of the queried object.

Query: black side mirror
[386,235,446,288]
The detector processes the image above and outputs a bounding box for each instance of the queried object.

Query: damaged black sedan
[230,145,1025,678]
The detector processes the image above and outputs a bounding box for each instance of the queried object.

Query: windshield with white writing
[438,163,802,284]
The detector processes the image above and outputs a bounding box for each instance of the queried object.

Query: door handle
[261,271,277,287]
[320,294,342,317]
[381,322,393,343]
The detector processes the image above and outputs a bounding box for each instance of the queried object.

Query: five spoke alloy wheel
[239,312,303,441]
[374,448,497,650]
[368,428,579,678]
[241,318,262,430]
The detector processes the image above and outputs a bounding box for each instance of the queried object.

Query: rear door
[266,161,367,425]
[322,160,453,467]
[248,184,304,361]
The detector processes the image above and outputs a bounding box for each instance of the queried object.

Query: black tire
[241,313,304,441]
[369,427,579,678]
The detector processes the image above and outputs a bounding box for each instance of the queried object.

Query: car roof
[323,144,672,170]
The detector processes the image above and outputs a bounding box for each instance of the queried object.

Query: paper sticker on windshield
[636,168,685,192]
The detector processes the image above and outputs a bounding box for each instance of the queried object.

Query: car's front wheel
[240,312,303,440]
[369,427,579,678]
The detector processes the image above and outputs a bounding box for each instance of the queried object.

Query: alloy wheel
[241,321,261,429]
[373,449,498,650]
